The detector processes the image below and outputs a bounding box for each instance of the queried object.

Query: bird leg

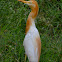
[25,54,27,62]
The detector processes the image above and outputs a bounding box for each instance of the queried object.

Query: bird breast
[23,25,40,62]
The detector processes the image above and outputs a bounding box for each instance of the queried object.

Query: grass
[0,0,62,62]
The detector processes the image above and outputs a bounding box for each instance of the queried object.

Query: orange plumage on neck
[25,1,39,34]
[25,17,32,34]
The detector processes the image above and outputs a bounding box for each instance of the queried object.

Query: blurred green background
[0,0,62,62]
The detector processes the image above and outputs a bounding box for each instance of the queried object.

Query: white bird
[18,0,41,62]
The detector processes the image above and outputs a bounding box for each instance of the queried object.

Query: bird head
[18,0,38,10]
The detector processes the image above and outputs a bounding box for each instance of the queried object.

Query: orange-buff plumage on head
[18,0,41,62]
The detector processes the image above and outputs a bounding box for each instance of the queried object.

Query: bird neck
[25,9,38,34]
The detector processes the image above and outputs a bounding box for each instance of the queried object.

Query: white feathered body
[23,21,41,62]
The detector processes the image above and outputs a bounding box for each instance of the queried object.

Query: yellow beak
[18,0,32,5]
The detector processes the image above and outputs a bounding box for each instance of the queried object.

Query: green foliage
[0,0,62,62]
